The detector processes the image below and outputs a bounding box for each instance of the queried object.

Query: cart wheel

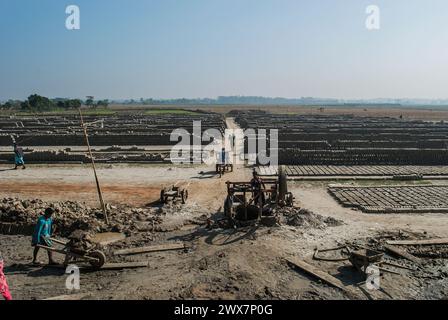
[89,250,106,269]
[181,190,188,204]
[160,190,166,204]
[230,165,234,172]
[216,164,219,173]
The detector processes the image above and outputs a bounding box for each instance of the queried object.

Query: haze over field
[1,0,447,101]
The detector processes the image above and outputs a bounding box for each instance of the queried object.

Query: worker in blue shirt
[13,143,26,170]
[31,208,57,265]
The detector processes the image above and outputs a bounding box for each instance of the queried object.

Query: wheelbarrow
[349,248,383,278]
[36,237,107,269]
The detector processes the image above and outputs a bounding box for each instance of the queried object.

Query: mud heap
[278,207,343,229]
[0,197,165,237]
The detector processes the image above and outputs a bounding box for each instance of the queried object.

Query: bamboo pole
[78,108,109,225]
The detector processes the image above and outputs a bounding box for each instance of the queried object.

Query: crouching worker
[13,143,26,170]
[31,207,57,266]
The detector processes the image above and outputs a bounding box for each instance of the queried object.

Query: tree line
[0,94,109,112]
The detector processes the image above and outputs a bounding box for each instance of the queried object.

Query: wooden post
[78,108,109,225]
[243,189,247,221]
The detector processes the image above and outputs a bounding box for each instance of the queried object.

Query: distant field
[3,104,448,121]
[144,109,201,115]
[3,108,116,116]
[110,104,448,121]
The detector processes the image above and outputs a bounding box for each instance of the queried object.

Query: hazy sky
[0,0,447,100]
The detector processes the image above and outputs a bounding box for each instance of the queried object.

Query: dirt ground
[1,161,447,300]
[1,116,447,300]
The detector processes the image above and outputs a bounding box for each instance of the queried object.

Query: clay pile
[0,197,164,237]
[278,207,343,229]
[67,230,96,254]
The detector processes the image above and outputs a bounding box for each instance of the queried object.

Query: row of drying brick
[328,186,448,213]
[257,165,448,176]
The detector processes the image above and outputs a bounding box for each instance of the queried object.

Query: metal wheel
[88,250,106,269]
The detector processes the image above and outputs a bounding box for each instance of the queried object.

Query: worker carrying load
[31,207,57,266]
[13,142,26,170]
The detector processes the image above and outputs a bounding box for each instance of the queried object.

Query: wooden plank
[386,238,448,246]
[114,243,186,256]
[286,257,356,296]
[100,261,150,269]
[44,293,91,300]
[383,245,421,264]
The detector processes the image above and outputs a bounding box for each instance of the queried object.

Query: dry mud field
[1,163,447,300]
[1,108,447,300]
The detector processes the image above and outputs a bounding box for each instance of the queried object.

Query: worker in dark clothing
[229,133,236,150]
[251,170,266,206]
[13,143,26,170]
[221,147,227,165]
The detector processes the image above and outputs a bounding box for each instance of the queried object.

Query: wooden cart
[160,185,189,204]
[216,163,234,177]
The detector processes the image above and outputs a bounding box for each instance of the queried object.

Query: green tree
[67,99,82,109]
[97,99,109,108]
[56,100,66,109]
[21,100,31,110]
[4,100,21,110]
[85,97,95,108]
[25,94,54,111]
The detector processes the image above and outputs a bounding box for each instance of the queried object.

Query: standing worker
[216,147,228,175]
[251,170,266,206]
[221,147,227,165]
[31,208,57,266]
[13,142,26,170]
